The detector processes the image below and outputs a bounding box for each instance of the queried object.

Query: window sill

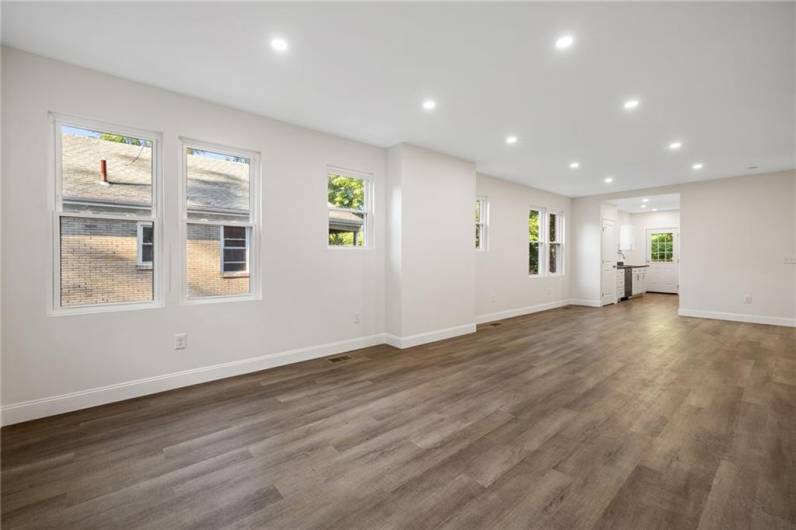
[222,272,249,279]
[182,293,261,306]
[327,245,372,251]
[48,300,164,317]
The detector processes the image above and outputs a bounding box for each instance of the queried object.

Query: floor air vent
[328,355,352,363]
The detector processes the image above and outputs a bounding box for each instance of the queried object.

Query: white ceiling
[2,2,794,197]
[608,193,680,214]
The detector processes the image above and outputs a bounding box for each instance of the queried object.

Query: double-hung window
[548,211,564,274]
[327,168,371,248]
[475,197,488,250]
[181,139,259,300]
[528,207,544,276]
[51,115,161,312]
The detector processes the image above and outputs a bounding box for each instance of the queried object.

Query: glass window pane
[529,210,540,242]
[475,200,481,224]
[328,210,365,247]
[328,174,365,211]
[61,126,153,213]
[186,223,250,297]
[549,214,557,242]
[186,148,250,222]
[141,225,154,244]
[529,242,540,275]
[223,248,247,263]
[60,216,153,306]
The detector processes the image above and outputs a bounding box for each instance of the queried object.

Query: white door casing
[601,219,617,305]
[646,228,679,294]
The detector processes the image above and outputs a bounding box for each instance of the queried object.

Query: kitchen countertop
[617,264,649,269]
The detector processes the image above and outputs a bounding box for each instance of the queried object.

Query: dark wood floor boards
[2,294,795,529]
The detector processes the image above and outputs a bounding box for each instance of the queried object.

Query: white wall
[475,174,571,321]
[572,171,796,326]
[624,210,681,264]
[1,48,387,422]
[386,144,476,343]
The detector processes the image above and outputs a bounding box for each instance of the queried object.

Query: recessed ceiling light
[270,37,289,53]
[421,99,437,111]
[641,204,647,208]
[555,34,575,50]
[505,135,518,145]
[668,141,683,150]
[642,198,649,203]
[623,99,640,111]
[692,162,704,170]
[569,161,580,169]
[652,208,658,212]
[604,177,614,183]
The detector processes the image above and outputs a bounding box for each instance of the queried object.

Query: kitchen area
[601,193,680,305]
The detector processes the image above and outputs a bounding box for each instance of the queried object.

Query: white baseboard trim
[1,333,386,427]
[384,323,477,349]
[678,308,796,328]
[475,300,569,324]
[566,298,603,308]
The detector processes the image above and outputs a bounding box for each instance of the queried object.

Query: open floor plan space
[3,296,794,529]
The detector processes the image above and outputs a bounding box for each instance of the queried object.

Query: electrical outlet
[175,333,188,350]
[352,312,360,324]
[743,295,752,304]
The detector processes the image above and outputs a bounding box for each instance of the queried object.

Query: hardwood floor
[2,294,795,529]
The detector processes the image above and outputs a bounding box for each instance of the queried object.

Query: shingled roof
[62,134,249,212]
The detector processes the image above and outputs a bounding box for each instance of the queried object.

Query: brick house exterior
[60,134,250,306]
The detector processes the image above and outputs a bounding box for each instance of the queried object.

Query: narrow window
[221,225,249,275]
[529,208,544,276]
[137,221,154,269]
[182,140,259,300]
[53,117,160,311]
[475,197,488,250]
[328,169,371,247]
[548,212,564,274]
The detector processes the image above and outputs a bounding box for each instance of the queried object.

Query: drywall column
[385,144,476,347]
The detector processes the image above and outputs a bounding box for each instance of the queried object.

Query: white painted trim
[475,300,569,324]
[567,298,603,307]
[384,323,476,349]
[1,333,386,426]
[678,308,796,328]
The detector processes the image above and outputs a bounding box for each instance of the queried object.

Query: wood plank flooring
[2,294,795,529]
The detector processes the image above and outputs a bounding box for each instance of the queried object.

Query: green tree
[99,133,147,146]
[328,174,364,209]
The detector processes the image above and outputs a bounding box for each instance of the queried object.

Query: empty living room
[1,2,795,529]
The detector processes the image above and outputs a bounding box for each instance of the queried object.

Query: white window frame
[475,196,489,251]
[548,210,565,276]
[48,113,164,316]
[178,137,261,304]
[137,221,154,269]
[220,225,250,277]
[528,206,546,278]
[326,166,373,250]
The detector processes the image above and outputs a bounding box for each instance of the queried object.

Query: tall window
[475,197,488,250]
[328,169,371,247]
[548,212,564,274]
[52,115,161,311]
[529,208,544,276]
[182,139,259,300]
